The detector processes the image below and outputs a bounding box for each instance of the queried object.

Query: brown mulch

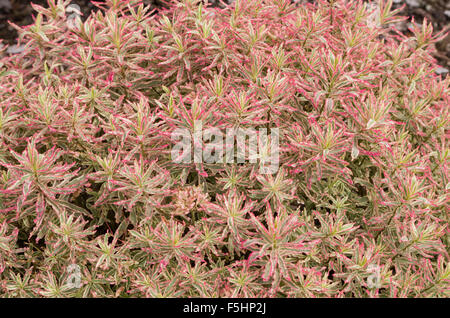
[0,0,98,44]
[393,0,450,73]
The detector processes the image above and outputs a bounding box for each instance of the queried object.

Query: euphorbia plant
[0,0,448,298]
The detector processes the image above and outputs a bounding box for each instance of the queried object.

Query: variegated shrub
[0,0,448,297]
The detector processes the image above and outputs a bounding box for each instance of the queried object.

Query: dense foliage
[0,0,448,297]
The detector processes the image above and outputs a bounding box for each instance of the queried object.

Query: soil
[0,0,448,71]
[392,0,450,73]
[0,0,92,39]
